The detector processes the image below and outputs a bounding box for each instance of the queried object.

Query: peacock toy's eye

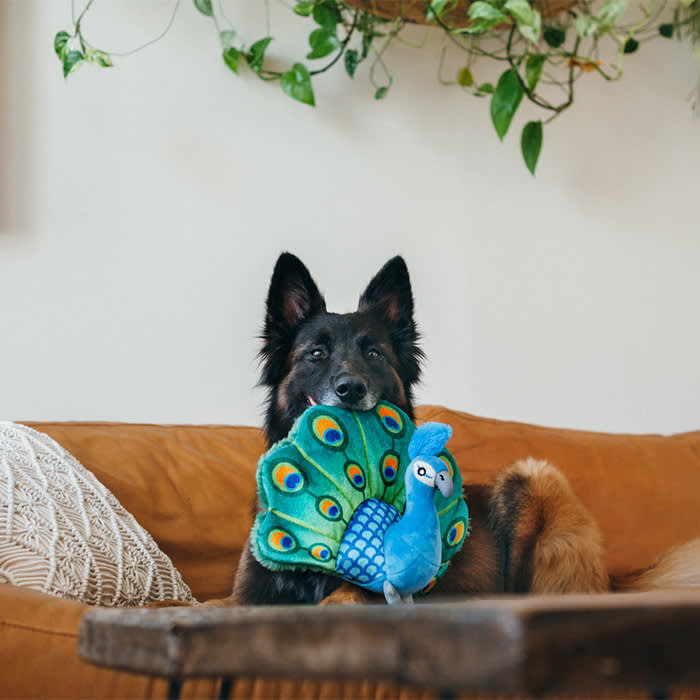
[310,347,327,361]
[413,460,435,486]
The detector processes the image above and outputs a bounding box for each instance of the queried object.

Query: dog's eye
[366,348,382,361]
[309,347,327,360]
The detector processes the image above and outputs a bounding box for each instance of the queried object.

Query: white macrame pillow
[0,422,194,606]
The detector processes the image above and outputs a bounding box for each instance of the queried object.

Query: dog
[231,252,698,605]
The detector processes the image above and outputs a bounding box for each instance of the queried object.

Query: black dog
[233,253,427,604]
[232,253,615,605]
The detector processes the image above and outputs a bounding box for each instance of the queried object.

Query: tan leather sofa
[2,405,699,699]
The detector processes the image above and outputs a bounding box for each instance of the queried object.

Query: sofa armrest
[0,584,221,699]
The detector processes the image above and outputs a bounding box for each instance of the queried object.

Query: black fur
[235,253,424,605]
[259,253,423,446]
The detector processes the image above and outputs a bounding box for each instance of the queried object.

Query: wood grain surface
[79,590,700,696]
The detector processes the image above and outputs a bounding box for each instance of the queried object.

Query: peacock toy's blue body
[251,401,469,603]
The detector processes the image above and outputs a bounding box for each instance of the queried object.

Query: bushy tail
[490,458,609,594]
[491,458,700,595]
[612,538,700,591]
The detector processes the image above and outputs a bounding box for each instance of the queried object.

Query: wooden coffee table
[79,590,700,699]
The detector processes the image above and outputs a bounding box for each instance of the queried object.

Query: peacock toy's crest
[251,401,469,598]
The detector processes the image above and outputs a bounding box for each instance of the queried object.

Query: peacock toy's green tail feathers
[251,401,469,595]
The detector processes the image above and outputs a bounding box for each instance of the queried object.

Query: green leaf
[220,30,237,49]
[246,37,273,73]
[469,1,508,22]
[374,85,389,99]
[194,0,213,17]
[294,1,314,16]
[521,120,543,175]
[86,49,113,67]
[54,31,71,60]
[62,50,85,78]
[307,27,340,59]
[575,15,599,38]
[598,0,628,26]
[345,49,360,78]
[312,2,341,32]
[490,68,524,140]
[222,47,241,74]
[62,50,84,78]
[426,0,455,21]
[623,37,639,52]
[525,54,546,91]
[281,63,315,106]
[543,26,566,47]
[467,2,508,31]
[658,23,674,38]
[518,9,541,42]
[458,66,474,87]
[504,0,534,26]
[476,82,496,94]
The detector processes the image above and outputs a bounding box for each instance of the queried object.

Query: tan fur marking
[614,538,700,591]
[319,582,376,606]
[274,346,308,415]
[387,365,407,406]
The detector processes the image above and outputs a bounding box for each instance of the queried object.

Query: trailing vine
[55,0,700,173]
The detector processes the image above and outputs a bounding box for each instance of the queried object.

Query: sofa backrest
[28,407,700,601]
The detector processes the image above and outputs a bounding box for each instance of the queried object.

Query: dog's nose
[334,375,368,404]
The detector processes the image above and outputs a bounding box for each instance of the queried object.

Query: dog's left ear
[357,256,415,330]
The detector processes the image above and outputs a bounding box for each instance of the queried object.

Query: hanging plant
[55,0,700,173]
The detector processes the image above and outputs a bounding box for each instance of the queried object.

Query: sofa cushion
[417,406,700,577]
[25,407,700,599]
[26,421,265,602]
[0,422,193,606]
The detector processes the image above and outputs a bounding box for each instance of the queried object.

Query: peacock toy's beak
[436,471,453,498]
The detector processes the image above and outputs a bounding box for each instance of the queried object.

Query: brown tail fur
[489,458,609,594]
[490,458,700,595]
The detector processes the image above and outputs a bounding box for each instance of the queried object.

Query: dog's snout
[334,375,368,404]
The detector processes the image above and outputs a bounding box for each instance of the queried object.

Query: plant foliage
[55,0,700,174]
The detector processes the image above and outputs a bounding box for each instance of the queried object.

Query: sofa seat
[1,406,699,699]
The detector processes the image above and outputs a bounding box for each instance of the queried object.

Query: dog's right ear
[260,253,326,383]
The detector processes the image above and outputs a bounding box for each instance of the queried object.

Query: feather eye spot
[380,451,400,485]
[446,518,467,547]
[271,461,305,493]
[376,404,405,437]
[310,544,332,561]
[422,577,438,594]
[345,462,366,490]
[268,529,298,553]
[317,496,343,521]
[311,415,347,450]
[439,454,455,480]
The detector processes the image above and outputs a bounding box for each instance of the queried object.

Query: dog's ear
[358,257,423,406]
[357,256,415,330]
[265,252,326,335]
[260,253,326,384]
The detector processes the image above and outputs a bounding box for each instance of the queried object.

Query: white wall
[1,0,699,434]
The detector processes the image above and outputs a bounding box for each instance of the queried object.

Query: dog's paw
[319,582,374,606]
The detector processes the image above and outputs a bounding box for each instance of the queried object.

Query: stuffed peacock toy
[251,401,469,604]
